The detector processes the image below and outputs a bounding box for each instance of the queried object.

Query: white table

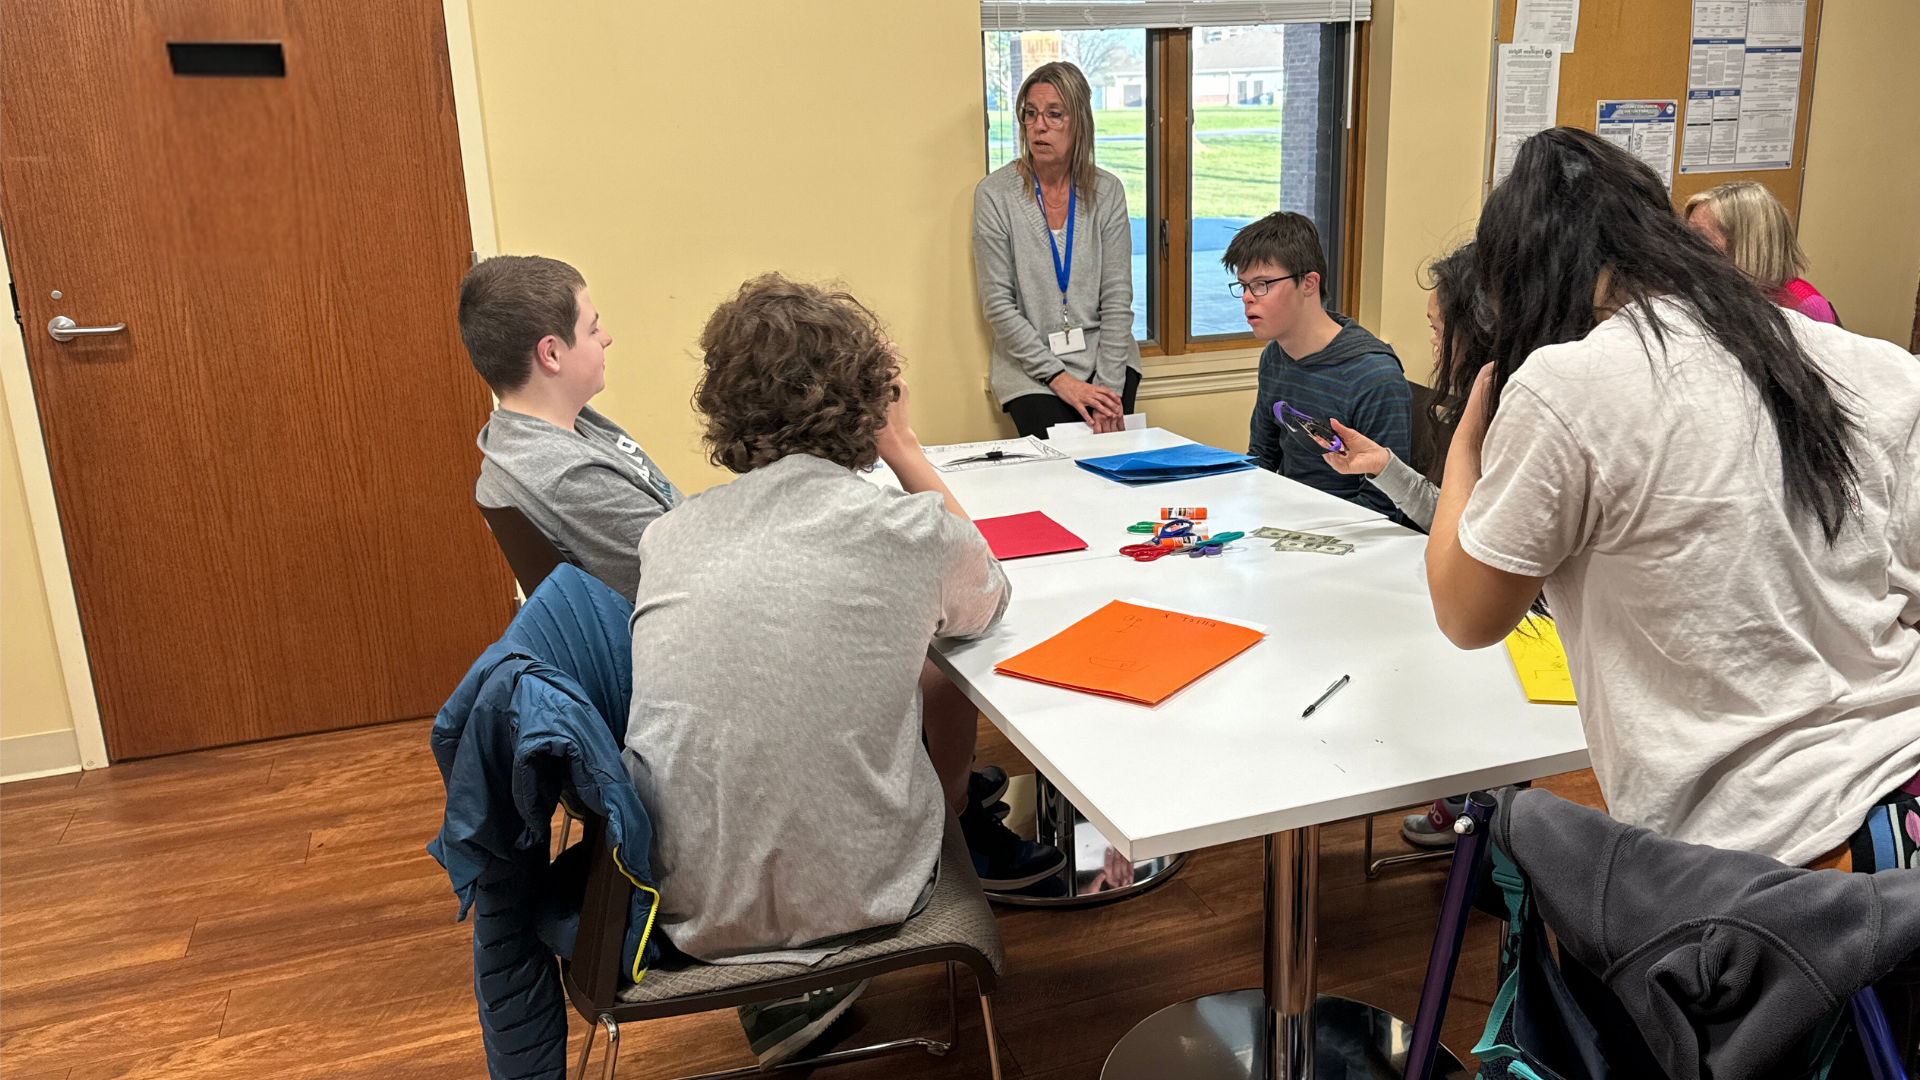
[884,429,1589,1080]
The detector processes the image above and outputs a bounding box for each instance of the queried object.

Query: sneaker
[961,799,1066,889]
[969,765,1010,810]
[1400,797,1466,850]
[738,978,870,1069]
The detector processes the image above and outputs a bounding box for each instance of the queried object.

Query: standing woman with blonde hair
[1685,180,1840,324]
[973,61,1141,437]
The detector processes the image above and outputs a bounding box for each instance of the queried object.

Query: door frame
[0,0,502,772]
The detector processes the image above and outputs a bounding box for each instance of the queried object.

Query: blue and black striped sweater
[1248,314,1412,522]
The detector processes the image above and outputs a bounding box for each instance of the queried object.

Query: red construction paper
[974,511,1088,560]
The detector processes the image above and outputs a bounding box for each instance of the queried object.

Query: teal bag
[1472,847,1849,1080]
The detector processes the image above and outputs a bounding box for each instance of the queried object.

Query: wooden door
[0,0,516,759]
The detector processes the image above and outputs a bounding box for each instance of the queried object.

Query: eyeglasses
[1229,273,1303,298]
[1273,401,1345,453]
[1019,107,1069,129]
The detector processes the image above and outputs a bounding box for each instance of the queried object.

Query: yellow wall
[1359,0,1496,385]
[461,0,1497,495]
[1797,0,1920,347]
[1,338,75,742]
[467,0,1005,495]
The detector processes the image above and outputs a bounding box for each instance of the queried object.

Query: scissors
[1120,542,1188,562]
[1119,531,1244,562]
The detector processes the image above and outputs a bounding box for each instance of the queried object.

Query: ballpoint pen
[1302,674,1351,717]
[943,449,1040,466]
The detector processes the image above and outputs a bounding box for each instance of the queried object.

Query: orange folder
[993,600,1265,706]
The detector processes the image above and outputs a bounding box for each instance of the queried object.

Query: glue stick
[1160,507,1207,520]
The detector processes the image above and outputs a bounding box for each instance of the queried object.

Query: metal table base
[983,773,1188,907]
[1100,991,1466,1080]
[1100,826,1466,1080]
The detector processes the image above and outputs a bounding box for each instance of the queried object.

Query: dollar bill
[1253,527,1333,543]
[1272,539,1354,554]
[1251,526,1353,554]
[1279,541,1353,555]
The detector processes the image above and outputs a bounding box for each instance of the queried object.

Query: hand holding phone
[1273,401,1345,453]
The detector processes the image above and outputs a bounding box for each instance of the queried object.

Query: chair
[525,569,1008,1080]
[1403,791,1497,1080]
[564,809,1007,1080]
[1414,791,1915,1080]
[478,501,571,594]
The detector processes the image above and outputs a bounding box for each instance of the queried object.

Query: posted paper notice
[1514,0,1579,52]
[1681,0,1806,173]
[1494,43,1562,186]
[1597,99,1678,189]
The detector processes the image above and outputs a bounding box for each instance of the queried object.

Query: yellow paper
[1504,616,1576,705]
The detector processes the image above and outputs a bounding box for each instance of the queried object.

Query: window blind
[981,0,1370,30]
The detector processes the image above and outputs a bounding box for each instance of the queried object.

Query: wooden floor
[0,718,1601,1080]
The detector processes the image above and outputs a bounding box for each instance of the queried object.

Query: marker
[1301,675,1351,717]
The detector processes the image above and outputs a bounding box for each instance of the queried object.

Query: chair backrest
[563,809,635,1014]
[1407,380,1460,484]
[500,564,634,742]
[478,502,570,595]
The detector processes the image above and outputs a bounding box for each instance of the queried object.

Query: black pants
[1003,368,1142,439]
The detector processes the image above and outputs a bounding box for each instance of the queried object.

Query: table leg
[983,773,1187,907]
[1098,825,1469,1080]
[1265,827,1318,1079]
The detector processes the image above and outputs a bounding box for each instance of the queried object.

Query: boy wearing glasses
[1227,212,1411,520]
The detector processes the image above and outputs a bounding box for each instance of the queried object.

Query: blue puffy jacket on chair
[428,565,663,1080]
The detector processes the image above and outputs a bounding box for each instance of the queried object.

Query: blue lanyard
[1037,180,1075,300]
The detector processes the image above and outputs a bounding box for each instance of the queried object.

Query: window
[982,16,1360,358]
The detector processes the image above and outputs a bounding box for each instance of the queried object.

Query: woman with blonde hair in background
[973,61,1141,437]
[1685,180,1840,324]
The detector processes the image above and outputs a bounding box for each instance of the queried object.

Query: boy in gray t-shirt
[459,255,681,601]
[474,404,679,601]
[619,275,1052,1067]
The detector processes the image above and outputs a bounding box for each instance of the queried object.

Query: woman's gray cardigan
[972,161,1142,407]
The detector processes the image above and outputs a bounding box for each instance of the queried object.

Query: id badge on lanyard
[1042,182,1086,357]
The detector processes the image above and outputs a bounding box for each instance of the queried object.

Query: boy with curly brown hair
[621,274,1055,1066]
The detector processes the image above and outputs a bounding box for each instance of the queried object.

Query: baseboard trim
[1,728,84,783]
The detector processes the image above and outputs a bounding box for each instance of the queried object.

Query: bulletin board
[1492,0,1824,219]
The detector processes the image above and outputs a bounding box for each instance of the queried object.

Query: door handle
[48,315,127,342]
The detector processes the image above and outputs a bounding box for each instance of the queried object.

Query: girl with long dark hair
[1321,242,1492,533]
[1424,127,1920,874]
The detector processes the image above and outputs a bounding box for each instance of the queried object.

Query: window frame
[1146,23,1361,358]
[978,21,1370,362]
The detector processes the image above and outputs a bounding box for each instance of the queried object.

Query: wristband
[1044,370,1067,386]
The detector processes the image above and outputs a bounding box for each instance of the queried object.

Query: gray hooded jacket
[1495,788,1920,1080]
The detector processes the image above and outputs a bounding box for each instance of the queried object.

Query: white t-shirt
[1459,297,1920,866]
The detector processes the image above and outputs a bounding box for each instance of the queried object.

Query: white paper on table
[1045,412,1148,439]
[1597,99,1679,189]
[1680,0,1804,174]
[1514,0,1579,52]
[1493,44,1561,185]
[922,435,1069,473]
[1124,597,1269,636]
